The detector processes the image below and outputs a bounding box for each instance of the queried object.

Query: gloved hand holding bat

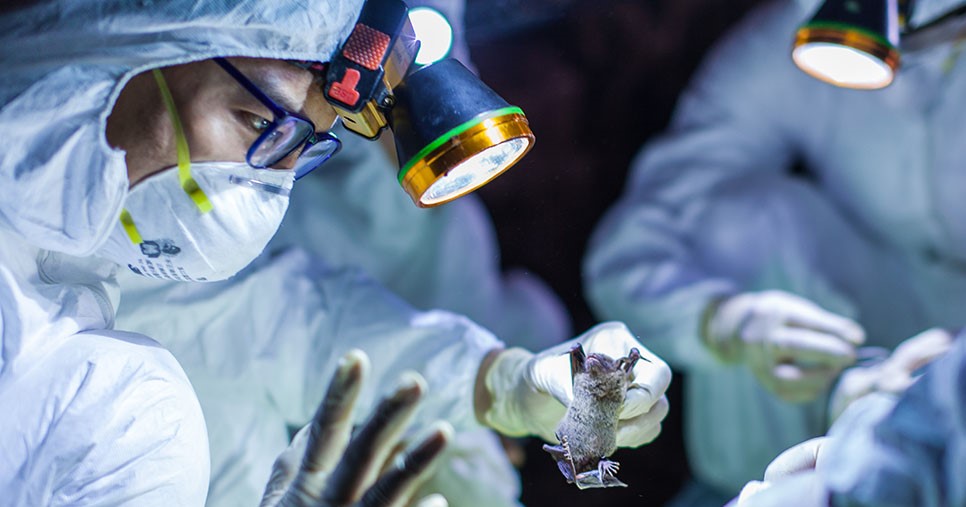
[475,320,671,487]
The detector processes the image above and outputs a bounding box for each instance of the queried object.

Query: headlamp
[792,0,901,89]
[323,0,535,207]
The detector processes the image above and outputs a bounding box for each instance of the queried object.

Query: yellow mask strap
[116,69,216,245]
[119,209,143,245]
[152,68,213,213]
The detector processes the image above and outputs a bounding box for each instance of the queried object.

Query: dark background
[463,1,766,505]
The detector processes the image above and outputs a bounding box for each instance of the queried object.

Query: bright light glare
[421,137,530,205]
[410,7,454,65]
[793,42,893,89]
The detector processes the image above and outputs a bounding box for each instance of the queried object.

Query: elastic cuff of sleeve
[481,347,536,437]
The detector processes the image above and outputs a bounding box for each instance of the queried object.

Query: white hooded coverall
[112,2,561,505]
[0,0,363,503]
[584,0,966,501]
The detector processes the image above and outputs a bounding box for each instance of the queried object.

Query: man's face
[108,57,338,187]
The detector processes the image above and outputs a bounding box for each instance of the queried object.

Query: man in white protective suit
[111,1,575,505]
[583,0,963,504]
[0,0,672,505]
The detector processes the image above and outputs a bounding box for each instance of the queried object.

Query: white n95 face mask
[95,162,294,282]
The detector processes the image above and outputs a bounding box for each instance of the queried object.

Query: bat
[542,344,643,489]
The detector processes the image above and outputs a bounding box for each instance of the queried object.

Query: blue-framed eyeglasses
[214,57,341,180]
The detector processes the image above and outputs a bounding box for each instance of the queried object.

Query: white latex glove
[261,350,452,507]
[480,321,671,447]
[763,436,828,481]
[829,327,954,422]
[703,290,865,402]
[731,473,828,507]
[731,437,830,507]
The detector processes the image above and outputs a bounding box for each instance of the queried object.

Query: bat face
[572,346,638,401]
[543,344,643,489]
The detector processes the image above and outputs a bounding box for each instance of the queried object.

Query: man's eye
[245,112,273,133]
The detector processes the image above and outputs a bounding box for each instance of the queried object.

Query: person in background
[583,0,963,504]
[731,330,965,507]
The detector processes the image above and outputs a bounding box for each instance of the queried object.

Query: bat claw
[599,459,620,478]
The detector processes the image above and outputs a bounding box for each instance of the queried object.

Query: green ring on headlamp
[396,106,525,183]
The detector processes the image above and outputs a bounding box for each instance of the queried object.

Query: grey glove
[260,350,452,507]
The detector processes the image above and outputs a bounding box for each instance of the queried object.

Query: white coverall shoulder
[2,330,210,505]
[0,237,210,504]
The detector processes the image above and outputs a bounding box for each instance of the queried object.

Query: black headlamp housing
[321,0,536,207]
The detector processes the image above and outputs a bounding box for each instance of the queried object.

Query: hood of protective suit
[794,0,966,28]
[0,0,364,257]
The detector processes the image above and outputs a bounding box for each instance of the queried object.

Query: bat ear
[569,343,586,380]
[620,348,642,372]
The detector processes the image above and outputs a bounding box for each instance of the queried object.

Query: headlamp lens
[793,41,895,89]
[420,136,530,206]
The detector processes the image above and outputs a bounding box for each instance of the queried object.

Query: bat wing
[542,441,577,484]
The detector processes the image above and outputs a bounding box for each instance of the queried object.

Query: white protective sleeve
[734,334,966,507]
[819,334,966,506]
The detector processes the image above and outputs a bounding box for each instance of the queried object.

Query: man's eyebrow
[248,73,306,114]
